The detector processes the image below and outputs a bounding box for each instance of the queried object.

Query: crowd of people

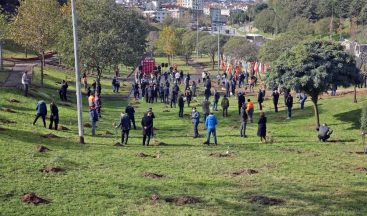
[29,64,335,145]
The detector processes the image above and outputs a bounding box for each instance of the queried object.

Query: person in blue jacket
[203,113,218,145]
[33,100,47,128]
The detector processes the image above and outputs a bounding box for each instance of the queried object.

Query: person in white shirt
[21,71,29,97]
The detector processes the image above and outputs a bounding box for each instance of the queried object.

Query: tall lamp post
[217,23,220,75]
[71,0,85,144]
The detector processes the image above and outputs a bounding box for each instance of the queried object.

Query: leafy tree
[361,103,367,153]
[57,0,148,81]
[156,26,180,64]
[314,17,338,35]
[10,0,61,86]
[359,5,367,24]
[177,30,208,65]
[223,37,258,62]
[287,17,314,35]
[266,40,360,127]
[198,34,227,69]
[258,33,305,63]
[0,10,8,70]
[254,9,276,34]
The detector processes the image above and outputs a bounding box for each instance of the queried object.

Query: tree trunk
[311,96,320,128]
[25,49,28,58]
[211,54,215,70]
[167,55,171,65]
[0,42,3,71]
[40,52,45,86]
[354,85,358,103]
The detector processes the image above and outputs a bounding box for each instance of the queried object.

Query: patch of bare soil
[165,196,201,205]
[153,127,159,130]
[151,194,160,201]
[249,195,284,206]
[356,167,367,172]
[36,145,50,152]
[39,166,64,173]
[1,108,16,113]
[58,125,69,131]
[162,109,170,112]
[152,140,167,146]
[0,118,16,124]
[231,169,258,176]
[137,152,150,157]
[105,130,113,135]
[114,142,124,147]
[21,193,48,205]
[9,99,20,103]
[142,172,164,179]
[40,133,59,139]
[209,152,233,157]
[0,127,7,131]
[349,151,366,155]
[84,123,92,128]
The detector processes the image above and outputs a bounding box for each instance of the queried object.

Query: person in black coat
[178,94,184,117]
[204,87,211,100]
[125,104,136,129]
[272,89,280,112]
[49,101,59,130]
[257,112,267,142]
[257,89,264,111]
[240,103,248,137]
[116,112,131,145]
[237,92,246,115]
[170,89,177,108]
[286,93,293,119]
[141,112,153,146]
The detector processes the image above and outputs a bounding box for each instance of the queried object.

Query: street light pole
[217,23,220,75]
[196,4,199,59]
[71,0,85,144]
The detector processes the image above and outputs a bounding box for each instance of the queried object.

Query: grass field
[1,57,367,215]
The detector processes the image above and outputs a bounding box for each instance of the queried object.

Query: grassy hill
[1,58,367,215]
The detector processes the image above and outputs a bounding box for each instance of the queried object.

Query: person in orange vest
[88,93,95,109]
[246,99,254,123]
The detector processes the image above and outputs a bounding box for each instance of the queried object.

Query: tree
[223,37,258,62]
[258,33,305,63]
[57,0,148,81]
[0,10,8,70]
[360,103,367,153]
[10,0,61,86]
[198,34,227,70]
[156,26,180,64]
[254,9,276,34]
[266,40,360,127]
[286,17,314,35]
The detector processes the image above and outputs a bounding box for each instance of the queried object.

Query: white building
[143,10,169,23]
[179,0,203,10]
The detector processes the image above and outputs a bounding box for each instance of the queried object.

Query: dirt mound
[136,152,150,157]
[249,195,284,206]
[231,169,258,176]
[9,99,20,103]
[142,172,164,179]
[21,193,48,205]
[40,133,59,139]
[151,194,160,201]
[36,145,50,152]
[58,125,69,131]
[350,151,366,155]
[0,127,7,131]
[1,108,16,113]
[39,166,64,173]
[209,152,233,157]
[152,140,167,146]
[165,196,201,205]
[162,109,170,112]
[0,118,16,124]
[114,142,124,147]
[105,130,113,135]
[356,167,367,172]
[84,123,92,128]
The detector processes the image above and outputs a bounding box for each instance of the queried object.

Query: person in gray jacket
[191,107,200,138]
[317,123,333,142]
[115,112,131,145]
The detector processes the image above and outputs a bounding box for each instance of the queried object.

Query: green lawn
[1,60,367,215]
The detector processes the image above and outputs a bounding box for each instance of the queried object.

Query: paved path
[2,63,36,88]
